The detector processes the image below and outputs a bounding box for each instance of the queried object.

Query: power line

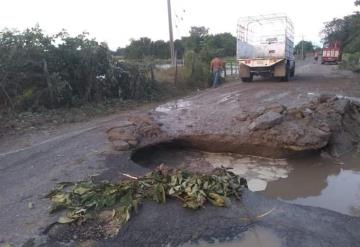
[173,7,187,39]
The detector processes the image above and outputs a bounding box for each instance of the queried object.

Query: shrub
[340,53,360,73]
[0,27,159,111]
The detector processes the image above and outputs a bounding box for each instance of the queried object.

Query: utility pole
[167,0,175,66]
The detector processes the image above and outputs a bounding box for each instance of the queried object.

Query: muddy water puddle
[177,227,282,247]
[155,99,192,113]
[263,153,360,216]
[132,145,360,216]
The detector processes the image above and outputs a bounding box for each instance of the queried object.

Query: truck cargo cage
[236,13,295,82]
[237,13,294,60]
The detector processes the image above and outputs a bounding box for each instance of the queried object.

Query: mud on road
[1,62,360,247]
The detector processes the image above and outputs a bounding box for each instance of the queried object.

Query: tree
[123,38,171,60]
[189,26,209,38]
[114,47,126,57]
[174,39,185,59]
[294,41,314,54]
[152,40,170,59]
[125,37,152,59]
[322,13,360,53]
[205,33,236,57]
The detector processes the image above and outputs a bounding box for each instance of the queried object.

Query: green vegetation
[341,52,360,72]
[124,38,172,60]
[322,0,360,71]
[121,26,236,61]
[47,167,247,237]
[0,26,160,111]
[120,26,236,88]
[294,41,315,55]
[0,25,236,113]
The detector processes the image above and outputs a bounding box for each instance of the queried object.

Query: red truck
[321,41,342,64]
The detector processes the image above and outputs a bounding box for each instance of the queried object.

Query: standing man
[313,51,319,64]
[210,57,224,88]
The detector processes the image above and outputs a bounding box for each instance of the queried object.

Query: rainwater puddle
[203,152,289,191]
[155,99,192,113]
[132,145,290,192]
[132,145,360,216]
[263,152,360,216]
[178,227,282,247]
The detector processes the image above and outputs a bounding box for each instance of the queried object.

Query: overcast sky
[0,0,357,50]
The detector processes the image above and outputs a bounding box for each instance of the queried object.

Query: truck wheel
[241,73,253,82]
[290,69,295,78]
[290,68,295,77]
[248,73,253,82]
[290,64,295,77]
[282,64,290,82]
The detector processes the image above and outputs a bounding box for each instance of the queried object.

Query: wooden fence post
[174,50,178,85]
[150,64,155,81]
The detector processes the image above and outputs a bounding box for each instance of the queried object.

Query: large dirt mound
[108,92,360,158]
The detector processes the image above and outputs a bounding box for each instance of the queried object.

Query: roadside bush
[183,51,212,88]
[0,26,159,112]
[340,53,360,73]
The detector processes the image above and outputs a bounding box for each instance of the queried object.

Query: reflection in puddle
[132,144,360,216]
[132,146,290,192]
[247,179,267,192]
[217,93,240,105]
[179,227,282,247]
[203,153,289,192]
[155,99,192,113]
[289,170,360,214]
[263,153,360,216]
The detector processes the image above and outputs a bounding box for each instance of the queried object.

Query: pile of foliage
[47,167,247,237]
[0,26,158,111]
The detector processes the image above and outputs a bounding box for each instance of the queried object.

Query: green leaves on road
[47,166,247,236]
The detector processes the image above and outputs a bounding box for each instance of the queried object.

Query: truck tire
[290,63,295,77]
[282,64,290,82]
[241,73,253,82]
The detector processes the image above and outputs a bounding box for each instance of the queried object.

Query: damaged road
[109,68,360,158]
[1,62,360,246]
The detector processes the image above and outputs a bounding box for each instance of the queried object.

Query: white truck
[237,14,295,82]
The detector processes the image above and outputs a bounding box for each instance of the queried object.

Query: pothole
[131,142,360,216]
[131,141,291,192]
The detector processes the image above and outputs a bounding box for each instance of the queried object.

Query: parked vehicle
[236,14,295,82]
[321,41,342,64]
